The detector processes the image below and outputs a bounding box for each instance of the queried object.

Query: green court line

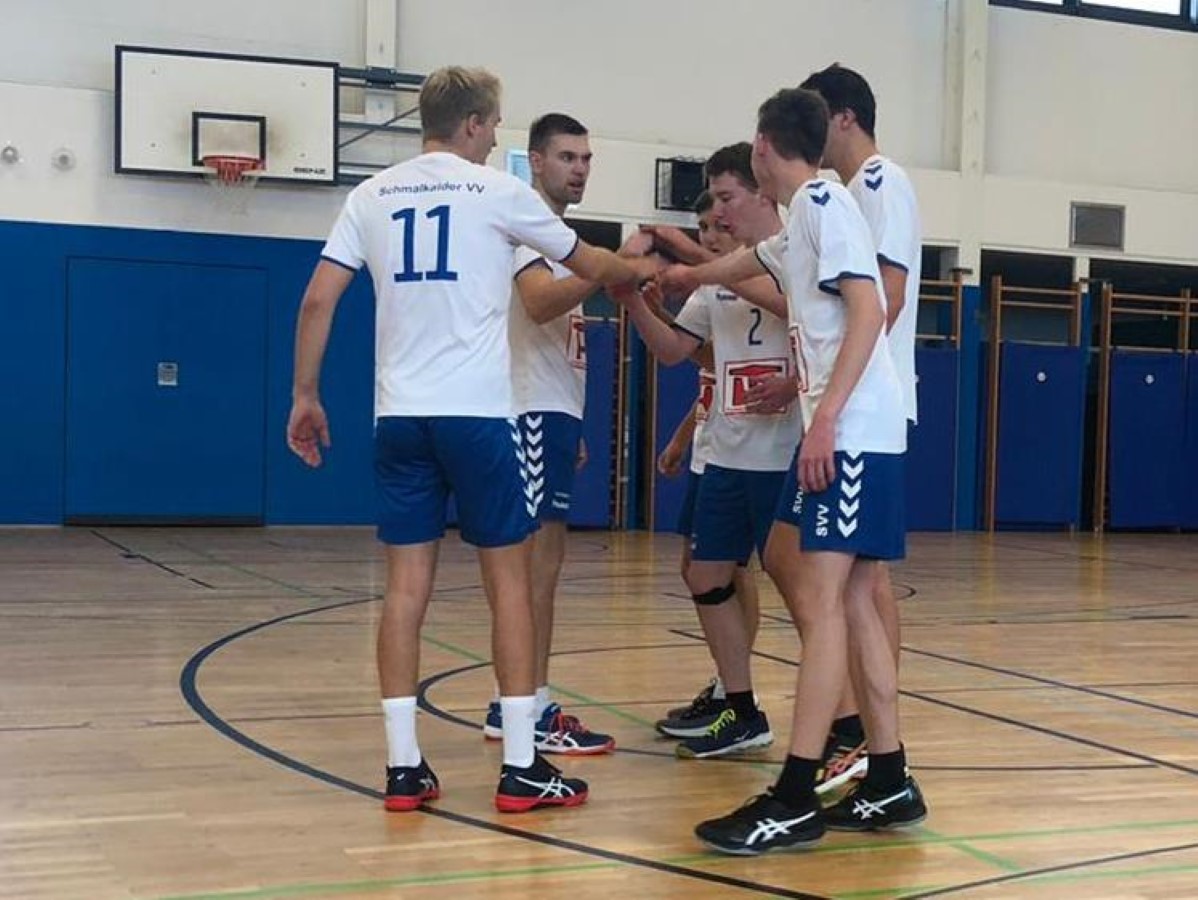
[919,825,1022,872]
[834,861,1198,899]
[158,860,617,900]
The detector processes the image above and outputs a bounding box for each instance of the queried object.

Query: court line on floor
[903,645,1198,721]
[179,598,832,900]
[671,629,1198,779]
[898,839,1198,899]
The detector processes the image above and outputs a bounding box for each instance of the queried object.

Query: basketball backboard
[115,45,338,184]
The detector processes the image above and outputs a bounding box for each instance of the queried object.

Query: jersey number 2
[747,308,764,346]
[392,205,459,283]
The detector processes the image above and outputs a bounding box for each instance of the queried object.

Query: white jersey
[509,248,586,418]
[689,367,715,475]
[673,285,803,472]
[847,155,922,423]
[756,179,905,455]
[321,151,578,419]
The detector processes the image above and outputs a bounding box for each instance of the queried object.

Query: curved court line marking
[179,598,833,900]
[899,839,1198,899]
[416,654,1152,774]
[670,628,1198,779]
[903,645,1198,721]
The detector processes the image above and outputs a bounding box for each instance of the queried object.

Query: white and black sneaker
[494,753,589,813]
[823,775,927,831]
[695,790,825,855]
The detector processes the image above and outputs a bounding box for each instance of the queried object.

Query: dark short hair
[704,142,757,191]
[693,190,713,215]
[756,88,829,165]
[528,112,588,155]
[800,64,877,139]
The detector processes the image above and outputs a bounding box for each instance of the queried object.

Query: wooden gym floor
[1,526,1196,899]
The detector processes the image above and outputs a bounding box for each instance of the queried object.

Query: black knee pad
[693,583,736,607]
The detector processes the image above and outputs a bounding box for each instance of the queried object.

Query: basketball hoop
[201,154,262,214]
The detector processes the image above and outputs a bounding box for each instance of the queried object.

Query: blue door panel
[65,258,268,520]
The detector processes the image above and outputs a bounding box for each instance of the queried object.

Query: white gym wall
[0,0,1194,264]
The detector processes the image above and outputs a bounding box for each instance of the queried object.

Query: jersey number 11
[392,205,460,283]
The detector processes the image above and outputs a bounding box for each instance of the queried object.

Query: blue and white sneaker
[676,708,773,759]
[483,701,615,755]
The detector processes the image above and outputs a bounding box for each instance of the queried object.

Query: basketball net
[201,154,262,215]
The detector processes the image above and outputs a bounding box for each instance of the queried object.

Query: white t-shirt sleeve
[504,178,579,263]
[672,289,712,345]
[321,191,366,271]
[814,190,879,296]
[512,244,548,278]
[856,171,917,273]
[755,232,787,294]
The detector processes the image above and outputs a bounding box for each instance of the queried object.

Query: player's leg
[823,451,925,831]
[436,416,587,812]
[657,470,731,736]
[694,544,852,854]
[675,466,771,758]
[374,417,446,812]
[765,448,868,794]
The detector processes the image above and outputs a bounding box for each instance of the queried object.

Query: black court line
[91,529,216,589]
[669,629,1198,779]
[903,645,1198,721]
[180,598,832,900]
[416,649,774,764]
[900,839,1198,899]
[417,652,1152,774]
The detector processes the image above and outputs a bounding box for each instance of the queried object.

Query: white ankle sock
[712,676,726,700]
[381,696,420,768]
[500,695,536,768]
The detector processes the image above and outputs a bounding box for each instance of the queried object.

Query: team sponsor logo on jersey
[696,370,716,423]
[788,325,810,394]
[722,357,790,416]
[567,314,587,370]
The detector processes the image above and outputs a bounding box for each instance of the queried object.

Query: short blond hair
[419,66,501,141]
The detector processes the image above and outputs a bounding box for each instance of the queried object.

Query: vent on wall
[1070,202,1125,251]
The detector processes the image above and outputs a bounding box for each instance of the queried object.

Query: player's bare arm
[622,283,703,366]
[880,262,908,332]
[798,277,885,493]
[515,263,600,325]
[659,246,767,297]
[288,260,354,467]
[658,398,700,477]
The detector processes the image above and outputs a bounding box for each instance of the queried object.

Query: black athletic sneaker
[494,753,589,813]
[676,708,773,759]
[657,679,729,738]
[823,775,927,831]
[695,790,825,855]
[384,758,440,812]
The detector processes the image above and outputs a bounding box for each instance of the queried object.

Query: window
[992,0,1197,30]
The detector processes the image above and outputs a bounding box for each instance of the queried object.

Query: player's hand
[609,279,640,307]
[657,441,686,478]
[639,279,667,315]
[797,416,836,494]
[744,375,798,415]
[287,395,331,467]
[576,437,588,472]
[660,264,699,296]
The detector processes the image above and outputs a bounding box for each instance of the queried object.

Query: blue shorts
[675,470,702,536]
[774,447,905,561]
[519,411,581,522]
[691,465,788,565]
[374,416,536,548]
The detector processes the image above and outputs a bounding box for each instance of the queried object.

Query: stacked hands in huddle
[611,223,799,418]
